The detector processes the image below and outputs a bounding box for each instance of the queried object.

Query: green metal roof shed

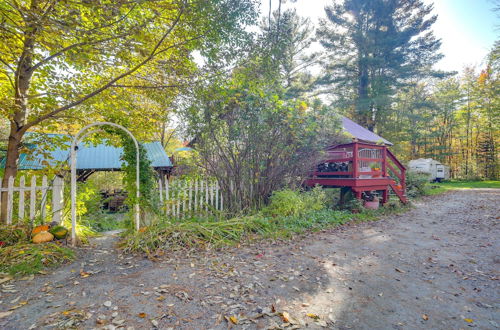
[0,134,173,180]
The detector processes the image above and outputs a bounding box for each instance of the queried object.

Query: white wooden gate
[159,177,223,218]
[0,175,64,225]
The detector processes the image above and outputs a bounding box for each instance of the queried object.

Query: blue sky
[263,0,499,71]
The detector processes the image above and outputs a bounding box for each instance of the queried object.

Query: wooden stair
[389,180,408,204]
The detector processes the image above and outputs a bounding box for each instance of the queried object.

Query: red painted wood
[323,158,353,163]
[358,157,384,161]
[313,171,352,176]
[353,143,359,178]
[309,141,408,204]
[382,146,387,177]
[356,143,385,150]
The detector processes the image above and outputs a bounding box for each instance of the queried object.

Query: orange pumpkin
[32,225,50,236]
[32,231,54,244]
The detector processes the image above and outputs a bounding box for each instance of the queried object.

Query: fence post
[41,176,48,220]
[176,184,180,218]
[52,176,64,224]
[182,180,187,218]
[215,182,219,211]
[159,178,163,204]
[205,180,209,212]
[220,183,224,212]
[165,177,169,216]
[6,176,14,224]
[194,179,198,214]
[18,176,25,220]
[188,180,192,215]
[30,175,36,224]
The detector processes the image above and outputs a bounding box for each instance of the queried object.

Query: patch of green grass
[0,242,75,276]
[423,180,500,196]
[435,180,500,189]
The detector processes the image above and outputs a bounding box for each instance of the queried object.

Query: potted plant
[363,193,380,210]
[370,163,381,178]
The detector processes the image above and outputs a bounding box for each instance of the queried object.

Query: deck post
[352,142,358,179]
[382,189,388,204]
[382,146,387,177]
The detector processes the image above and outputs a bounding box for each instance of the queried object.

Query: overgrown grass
[0,242,75,276]
[120,186,415,255]
[120,209,353,254]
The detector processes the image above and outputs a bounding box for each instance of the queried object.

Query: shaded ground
[1,189,499,329]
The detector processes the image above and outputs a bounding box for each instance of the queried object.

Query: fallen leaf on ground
[422,314,429,321]
[9,301,27,310]
[281,311,290,322]
[80,270,91,278]
[395,268,405,273]
[307,313,320,320]
[464,318,473,323]
[0,311,13,318]
[138,312,147,318]
[229,315,238,324]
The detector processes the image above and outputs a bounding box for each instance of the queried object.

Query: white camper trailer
[408,158,450,182]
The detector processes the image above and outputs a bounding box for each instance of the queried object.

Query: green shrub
[405,171,430,197]
[302,186,327,211]
[263,187,327,217]
[263,189,305,217]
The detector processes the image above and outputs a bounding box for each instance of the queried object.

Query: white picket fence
[158,178,223,218]
[0,175,64,225]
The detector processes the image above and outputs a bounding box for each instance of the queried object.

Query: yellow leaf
[8,301,27,310]
[138,312,147,318]
[229,315,238,324]
[307,313,320,320]
[422,314,429,321]
[464,318,473,323]
[281,311,290,322]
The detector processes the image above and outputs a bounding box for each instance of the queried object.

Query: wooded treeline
[0,0,498,220]
[384,54,499,179]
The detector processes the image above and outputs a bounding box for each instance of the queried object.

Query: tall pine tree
[317,0,443,131]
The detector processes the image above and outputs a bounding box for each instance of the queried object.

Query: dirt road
[1,189,499,329]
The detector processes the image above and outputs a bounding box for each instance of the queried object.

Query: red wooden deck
[304,142,408,204]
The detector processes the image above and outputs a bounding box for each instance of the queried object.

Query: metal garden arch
[70,122,140,246]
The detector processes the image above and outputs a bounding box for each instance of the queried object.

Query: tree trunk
[356,63,370,129]
[1,130,24,222]
[1,13,36,222]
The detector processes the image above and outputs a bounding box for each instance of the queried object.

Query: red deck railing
[306,142,408,203]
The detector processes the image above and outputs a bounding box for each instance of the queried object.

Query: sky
[262,0,499,72]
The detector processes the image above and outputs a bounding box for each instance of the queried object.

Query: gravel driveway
[1,189,499,329]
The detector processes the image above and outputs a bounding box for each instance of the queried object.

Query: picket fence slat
[158,178,223,218]
[7,176,14,224]
[0,174,64,225]
[18,176,25,220]
[30,176,36,223]
[41,176,48,220]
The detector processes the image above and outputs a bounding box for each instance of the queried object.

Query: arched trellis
[70,122,140,246]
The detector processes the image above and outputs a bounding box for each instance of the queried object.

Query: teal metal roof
[0,134,173,170]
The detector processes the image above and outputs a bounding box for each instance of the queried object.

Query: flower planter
[364,199,380,210]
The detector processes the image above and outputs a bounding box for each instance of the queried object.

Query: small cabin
[304,117,407,204]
